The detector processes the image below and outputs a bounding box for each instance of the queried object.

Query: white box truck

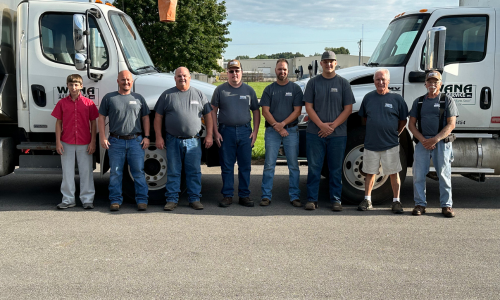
[0,0,217,201]
[295,0,500,204]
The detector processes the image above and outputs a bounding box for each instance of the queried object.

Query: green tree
[114,0,231,74]
[324,47,350,55]
[235,55,250,60]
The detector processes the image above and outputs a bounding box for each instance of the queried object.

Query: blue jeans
[306,133,347,203]
[261,126,300,201]
[413,141,453,207]
[108,135,148,205]
[165,134,202,203]
[219,123,252,198]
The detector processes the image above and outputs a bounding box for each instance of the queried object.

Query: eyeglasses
[228,69,241,74]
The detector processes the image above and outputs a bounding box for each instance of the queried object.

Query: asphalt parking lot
[0,165,499,299]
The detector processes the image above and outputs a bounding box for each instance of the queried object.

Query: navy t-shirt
[259,81,304,127]
[358,90,409,151]
[409,93,459,138]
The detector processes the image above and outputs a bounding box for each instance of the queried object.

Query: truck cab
[3,0,216,201]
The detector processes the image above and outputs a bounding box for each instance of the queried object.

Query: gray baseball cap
[321,51,337,61]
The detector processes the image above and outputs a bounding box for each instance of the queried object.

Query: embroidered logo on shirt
[434,103,440,108]
[129,100,137,104]
[285,92,292,96]
[190,100,199,105]
[240,95,246,100]
[385,103,393,108]
[331,88,338,93]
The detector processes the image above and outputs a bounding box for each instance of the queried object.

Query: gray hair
[373,68,390,80]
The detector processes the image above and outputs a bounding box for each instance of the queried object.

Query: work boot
[291,199,302,207]
[442,207,455,218]
[412,205,426,216]
[239,197,254,207]
[391,201,404,214]
[189,201,204,210]
[137,203,147,211]
[357,199,373,211]
[259,198,271,206]
[332,202,343,212]
[304,201,318,210]
[219,197,233,208]
[110,203,120,211]
[164,202,178,211]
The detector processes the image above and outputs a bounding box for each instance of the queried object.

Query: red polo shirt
[51,94,99,145]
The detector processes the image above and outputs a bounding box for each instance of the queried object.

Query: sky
[222,0,458,59]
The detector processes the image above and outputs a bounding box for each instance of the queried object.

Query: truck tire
[122,145,185,205]
[340,126,407,205]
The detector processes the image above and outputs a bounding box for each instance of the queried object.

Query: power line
[229,40,379,46]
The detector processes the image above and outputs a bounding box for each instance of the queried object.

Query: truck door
[405,9,495,129]
[27,2,118,132]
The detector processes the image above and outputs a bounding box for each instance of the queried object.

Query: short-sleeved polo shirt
[51,94,99,145]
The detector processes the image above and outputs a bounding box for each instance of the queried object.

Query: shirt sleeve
[98,95,109,116]
[51,101,63,120]
[446,95,459,118]
[211,86,221,108]
[409,98,419,118]
[89,103,99,120]
[259,85,271,107]
[358,98,366,118]
[154,91,167,116]
[249,87,259,111]
[303,79,315,103]
[139,95,150,117]
[293,84,304,107]
[398,95,409,120]
[342,78,356,106]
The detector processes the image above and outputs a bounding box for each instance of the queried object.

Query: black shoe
[219,197,233,208]
[238,197,254,207]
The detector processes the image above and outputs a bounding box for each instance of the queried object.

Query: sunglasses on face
[228,69,241,74]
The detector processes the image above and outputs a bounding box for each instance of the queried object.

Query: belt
[175,136,199,139]
[219,123,250,128]
[109,133,140,140]
[265,123,298,129]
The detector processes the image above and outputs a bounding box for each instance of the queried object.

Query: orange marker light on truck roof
[95,0,103,3]
[420,9,428,12]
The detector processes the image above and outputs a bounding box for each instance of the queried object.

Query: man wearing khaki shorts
[357,69,409,213]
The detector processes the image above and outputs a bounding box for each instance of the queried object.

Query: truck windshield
[109,12,156,74]
[367,14,429,67]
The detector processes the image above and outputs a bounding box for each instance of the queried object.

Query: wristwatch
[144,135,150,139]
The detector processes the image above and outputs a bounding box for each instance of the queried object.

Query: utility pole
[358,39,362,65]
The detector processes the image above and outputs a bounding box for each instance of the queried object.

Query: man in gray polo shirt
[357,69,408,213]
[211,59,260,208]
[304,51,355,211]
[98,70,151,211]
[409,70,458,218]
[260,58,304,207]
[154,67,213,211]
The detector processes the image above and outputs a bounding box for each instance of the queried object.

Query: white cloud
[224,0,459,29]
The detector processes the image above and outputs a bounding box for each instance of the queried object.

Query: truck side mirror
[425,26,446,71]
[73,14,87,71]
[298,66,303,79]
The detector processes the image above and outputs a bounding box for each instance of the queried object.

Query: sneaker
[332,202,343,212]
[189,201,204,210]
[304,201,318,210]
[442,207,455,218]
[164,202,178,211]
[291,199,303,207]
[57,202,76,209]
[391,201,404,214]
[239,197,254,207]
[83,203,94,209]
[412,205,426,216]
[137,203,147,211]
[260,198,271,206]
[357,199,373,211]
[110,203,120,211]
[219,197,233,208]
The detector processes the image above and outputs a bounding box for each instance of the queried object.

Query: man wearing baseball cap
[303,51,355,211]
[408,70,459,217]
[211,59,260,208]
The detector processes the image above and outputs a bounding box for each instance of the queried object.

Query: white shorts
[362,145,402,175]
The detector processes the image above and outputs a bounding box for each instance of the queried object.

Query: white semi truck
[0,0,217,201]
[295,0,500,204]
